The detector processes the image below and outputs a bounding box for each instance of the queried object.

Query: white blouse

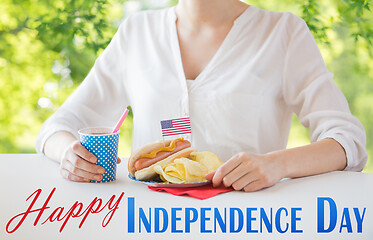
[36,6,367,171]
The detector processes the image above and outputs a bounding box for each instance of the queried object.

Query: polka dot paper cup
[78,127,119,183]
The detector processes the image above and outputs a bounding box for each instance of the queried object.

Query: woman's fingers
[205,170,216,181]
[63,160,103,181]
[230,171,259,191]
[243,179,267,192]
[209,152,281,192]
[59,141,105,182]
[71,141,97,163]
[60,168,90,182]
[60,140,122,182]
[211,152,246,187]
[220,160,255,188]
[67,150,104,174]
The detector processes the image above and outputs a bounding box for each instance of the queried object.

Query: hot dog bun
[133,147,195,181]
[128,139,172,177]
[128,139,196,181]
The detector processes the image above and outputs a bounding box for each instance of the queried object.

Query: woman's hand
[59,140,121,182]
[205,139,347,192]
[205,152,285,192]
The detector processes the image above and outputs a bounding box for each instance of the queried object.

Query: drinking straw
[113,108,129,133]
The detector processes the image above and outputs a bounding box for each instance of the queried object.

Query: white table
[0,154,372,239]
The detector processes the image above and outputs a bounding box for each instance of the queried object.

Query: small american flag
[161,117,191,137]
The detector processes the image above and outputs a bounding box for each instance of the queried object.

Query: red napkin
[148,185,233,200]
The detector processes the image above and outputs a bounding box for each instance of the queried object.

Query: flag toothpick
[160,117,191,138]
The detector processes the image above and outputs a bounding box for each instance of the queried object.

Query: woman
[36,0,367,191]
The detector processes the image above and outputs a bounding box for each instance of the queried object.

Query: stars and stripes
[161,117,191,137]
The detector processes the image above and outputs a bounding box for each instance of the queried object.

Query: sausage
[134,140,191,171]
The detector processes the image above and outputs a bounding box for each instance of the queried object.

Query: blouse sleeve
[35,21,130,154]
[282,15,367,171]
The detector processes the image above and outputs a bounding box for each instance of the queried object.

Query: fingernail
[98,168,105,174]
[94,175,102,181]
[91,157,97,163]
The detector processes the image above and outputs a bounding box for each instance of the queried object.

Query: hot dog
[128,138,196,181]
[134,139,191,171]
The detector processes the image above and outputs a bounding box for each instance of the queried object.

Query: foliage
[0,0,372,171]
[0,0,126,153]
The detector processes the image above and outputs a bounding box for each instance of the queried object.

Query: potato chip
[165,165,185,179]
[190,151,223,173]
[153,152,223,183]
[174,158,207,182]
[153,165,185,183]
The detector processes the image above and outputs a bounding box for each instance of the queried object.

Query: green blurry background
[0,0,372,171]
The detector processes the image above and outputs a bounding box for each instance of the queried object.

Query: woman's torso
[122,6,297,161]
